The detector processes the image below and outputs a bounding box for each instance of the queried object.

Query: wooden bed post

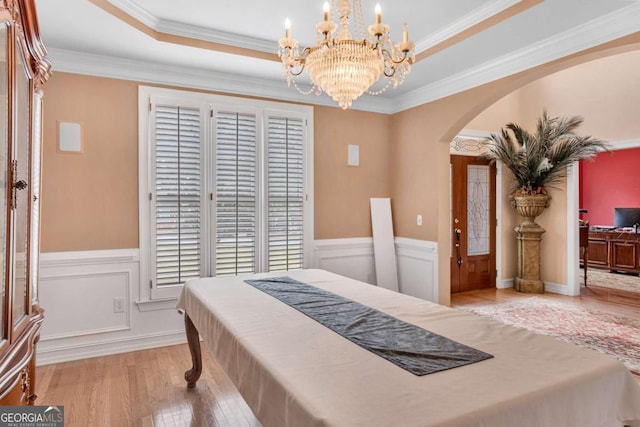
[184,314,202,388]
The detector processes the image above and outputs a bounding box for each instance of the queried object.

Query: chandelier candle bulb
[285,18,291,38]
[403,23,408,43]
[375,4,381,24]
[324,2,329,21]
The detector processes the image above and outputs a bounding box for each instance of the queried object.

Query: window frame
[137,86,314,304]
[149,99,208,300]
[263,109,310,273]
[210,105,261,277]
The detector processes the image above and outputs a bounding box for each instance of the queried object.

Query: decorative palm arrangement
[482,111,608,197]
[481,111,608,293]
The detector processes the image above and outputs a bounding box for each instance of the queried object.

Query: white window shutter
[267,116,305,272]
[215,111,258,276]
[153,105,202,288]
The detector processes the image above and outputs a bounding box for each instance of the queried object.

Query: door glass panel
[0,25,8,337]
[13,42,30,327]
[467,165,490,256]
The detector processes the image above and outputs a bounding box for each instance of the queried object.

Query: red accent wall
[579,147,640,226]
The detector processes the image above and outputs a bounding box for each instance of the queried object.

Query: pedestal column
[514,222,546,293]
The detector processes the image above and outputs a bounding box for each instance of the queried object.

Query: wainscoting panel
[313,238,439,303]
[37,250,184,365]
[38,241,440,365]
[395,238,439,303]
[40,271,131,340]
[313,238,377,284]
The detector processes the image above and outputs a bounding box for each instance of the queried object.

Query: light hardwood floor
[36,285,640,426]
[36,342,261,427]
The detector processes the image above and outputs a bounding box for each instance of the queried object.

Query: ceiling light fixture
[278,0,415,109]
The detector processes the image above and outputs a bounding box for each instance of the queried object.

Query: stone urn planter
[512,194,551,293]
[513,193,550,224]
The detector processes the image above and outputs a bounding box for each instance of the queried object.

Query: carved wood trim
[3,0,51,88]
[184,314,202,388]
[17,0,50,87]
[0,307,44,399]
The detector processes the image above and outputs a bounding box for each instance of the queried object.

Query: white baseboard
[544,281,576,296]
[498,278,514,289]
[499,278,574,295]
[37,330,186,365]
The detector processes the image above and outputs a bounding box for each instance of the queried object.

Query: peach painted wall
[41,74,139,252]
[40,73,391,252]
[314,107,391,239]
[516,50,640,141]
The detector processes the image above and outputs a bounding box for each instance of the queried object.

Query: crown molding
[47,48,395,114]
[106,0,527,61]
[105,0,157,28]
[105,0,274,53]
[610,139,640,151]
[392,1,640,113]
[458,129,494,139]
[154,20,275,53]
[415,0,521,53]
[453,133,640,152]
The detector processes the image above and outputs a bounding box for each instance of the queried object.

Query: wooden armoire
[0,0,50,405]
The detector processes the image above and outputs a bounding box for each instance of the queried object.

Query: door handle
[454,227,463,267]
[13,180,27,190]
[10,160,27,210]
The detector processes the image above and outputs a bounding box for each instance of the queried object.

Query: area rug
[460,297,640,374]
[580,268,640,293]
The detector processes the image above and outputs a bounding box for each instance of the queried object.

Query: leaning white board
[370,198,399,292]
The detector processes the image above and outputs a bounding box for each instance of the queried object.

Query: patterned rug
[460,297,640,374]
[580,268,640,293]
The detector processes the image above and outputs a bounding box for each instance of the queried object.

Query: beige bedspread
[177,269,640,427]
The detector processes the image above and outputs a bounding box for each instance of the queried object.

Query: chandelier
[278,0,415,109]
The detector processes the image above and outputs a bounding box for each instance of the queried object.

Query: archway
[390,32,640,305]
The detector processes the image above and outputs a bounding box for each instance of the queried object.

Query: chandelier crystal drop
[278,0,415,109]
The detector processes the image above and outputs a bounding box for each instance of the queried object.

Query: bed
[177,269,640,427]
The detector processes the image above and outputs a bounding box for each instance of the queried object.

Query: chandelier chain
[291,79,319,96]
[331,0,337,24]
[353,0,365,39]
[367,79,393,96]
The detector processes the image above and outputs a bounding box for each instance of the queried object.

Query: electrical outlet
[417,214,423,226]
[114,297,125,313]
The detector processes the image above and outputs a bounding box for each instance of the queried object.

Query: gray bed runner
[245,276,493,376]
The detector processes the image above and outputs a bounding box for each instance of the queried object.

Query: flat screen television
[614,207,640,229]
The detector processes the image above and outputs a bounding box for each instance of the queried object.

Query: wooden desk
[588,230,640,275]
